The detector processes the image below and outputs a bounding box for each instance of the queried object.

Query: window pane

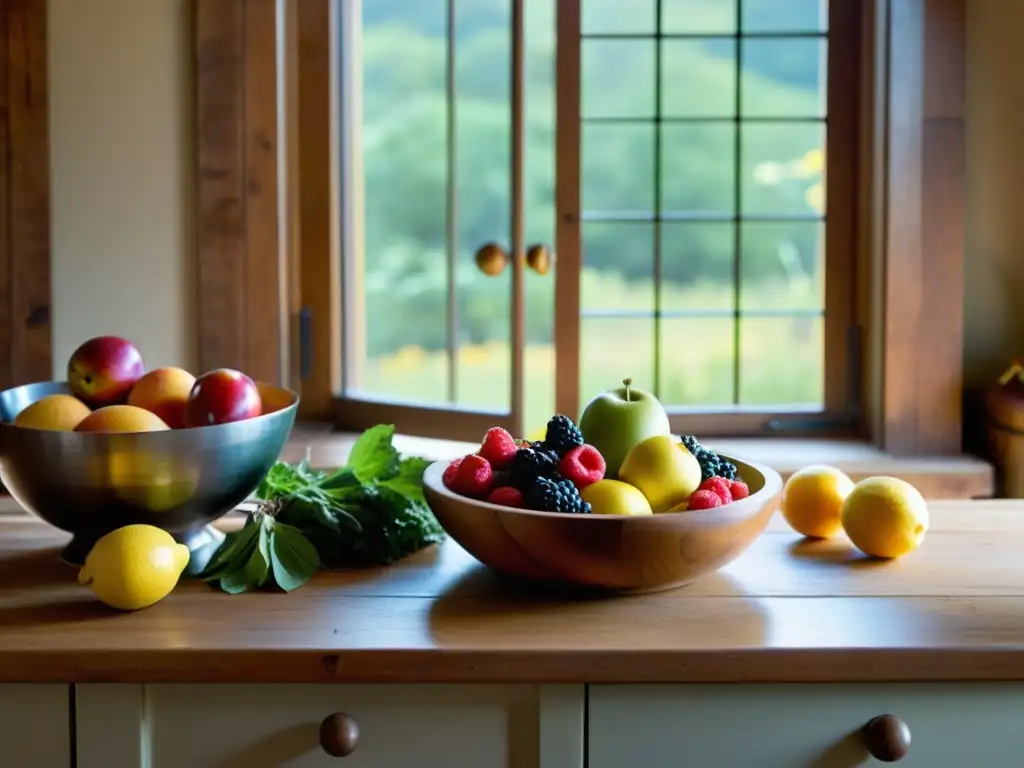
[582,0,656,34]
[523,0,557,439]
[741,122,825,216]
[452,0,512,413]
[740,221,824,311]
[742,38,826,118]
[660,317,736,406]
[355,0,448,405]
[582,222,655,312]
[661,122,736,215]
[661,38,737,118]
[659,222,735,310]
[742,0,828,33]
[738,315,824,406]
[583,123,655,212]
[662,0,737,33]
[583,40,655,119]
[580,316,655,408]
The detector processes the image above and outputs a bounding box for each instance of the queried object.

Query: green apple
[618,435,703,513]
[578,378,671,478]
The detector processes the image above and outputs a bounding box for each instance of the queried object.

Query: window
[193,0,968,456]
[322,0,857,441]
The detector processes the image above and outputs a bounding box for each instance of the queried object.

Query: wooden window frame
[192,0,965,457]
[0,0,51,389]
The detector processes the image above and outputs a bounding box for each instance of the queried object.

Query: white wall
[43,0,1024,386]
[48,0,195,374]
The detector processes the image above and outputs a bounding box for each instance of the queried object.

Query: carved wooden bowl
[422,455,784,593]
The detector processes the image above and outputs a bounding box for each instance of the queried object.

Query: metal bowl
[0,380,299,571]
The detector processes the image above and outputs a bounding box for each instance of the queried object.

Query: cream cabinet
[0,684,71,768]
[68,681,1024,767]
[74,683,583,768]
[588,683,1024,767]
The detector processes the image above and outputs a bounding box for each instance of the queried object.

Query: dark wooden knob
[863,714,911,762]
[319,712,359,758]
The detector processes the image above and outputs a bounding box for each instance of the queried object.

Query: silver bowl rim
[0,379,300,436]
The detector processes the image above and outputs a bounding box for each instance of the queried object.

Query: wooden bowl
[423,455,783,593]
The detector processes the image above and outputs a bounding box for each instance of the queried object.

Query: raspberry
[442,457,463,489]
[486,486,524,508]
[687,489,723,511]
[729,479,750,500]
[448,454,494,498]
[478,426,517,469]
[699,476,733,505]
[557,444,606,489]
[542,414,584,456]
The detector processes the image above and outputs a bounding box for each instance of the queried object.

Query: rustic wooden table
[1,498,1023,685]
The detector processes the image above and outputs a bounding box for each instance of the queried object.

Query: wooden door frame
[192,0,966,456]
[0,0,51,389]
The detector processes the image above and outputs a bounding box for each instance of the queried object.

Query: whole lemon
[581,479,653,516]
[78,525,190,611]
[780,464,855,539]
[840,476,929,559]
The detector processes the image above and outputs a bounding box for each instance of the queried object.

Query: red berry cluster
[687,476,750,510]
[442,425,607,511]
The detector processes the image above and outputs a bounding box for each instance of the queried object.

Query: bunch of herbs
[200,424,444,593]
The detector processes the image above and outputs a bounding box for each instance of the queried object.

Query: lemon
[581,479,653,516]
[780,464,855,539]
[78,525,190,610]
[840,476,929,559]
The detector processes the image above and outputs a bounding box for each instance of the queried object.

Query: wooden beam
[194,0,284,386]
[874,0,965,455]
[0,0,51,388]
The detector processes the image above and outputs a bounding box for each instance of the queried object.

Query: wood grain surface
[1,500,1023,685]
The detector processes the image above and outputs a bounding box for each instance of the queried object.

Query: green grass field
[355,272,824,434]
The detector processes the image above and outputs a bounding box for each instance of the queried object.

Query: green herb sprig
[200,424,444,593]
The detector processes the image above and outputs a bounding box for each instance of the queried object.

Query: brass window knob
[474,243,509,276]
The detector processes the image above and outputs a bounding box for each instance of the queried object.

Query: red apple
[184,368,262,427]
[67,336,145,408]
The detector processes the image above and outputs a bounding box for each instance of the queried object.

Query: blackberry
[542,414,584,457]
[509,446,560,487]
[525,475,591,515]
[681,435,739,482]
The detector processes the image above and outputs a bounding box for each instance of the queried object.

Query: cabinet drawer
[589,683,1024,767]
[0,684,70,768]
[144,683,546,768]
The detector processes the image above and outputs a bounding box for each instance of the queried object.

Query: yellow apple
[618,435,703,513]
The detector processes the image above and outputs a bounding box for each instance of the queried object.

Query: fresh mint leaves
[200,424,444,593]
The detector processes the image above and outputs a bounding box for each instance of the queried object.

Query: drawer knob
[863,714,911,762]
[319,712,359,758]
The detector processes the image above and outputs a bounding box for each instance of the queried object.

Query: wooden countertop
[2,500,1024,685]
